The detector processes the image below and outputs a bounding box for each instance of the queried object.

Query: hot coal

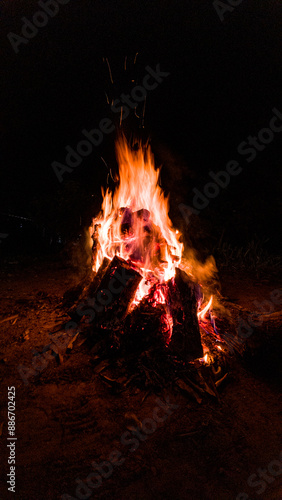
[73,258,203,361]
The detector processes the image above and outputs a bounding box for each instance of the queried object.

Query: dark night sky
[0,0,281,249]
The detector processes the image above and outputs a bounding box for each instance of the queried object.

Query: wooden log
[122,287,170,352]
[167,268,203,361]
[85,257,111,298]
[90,255,142,329]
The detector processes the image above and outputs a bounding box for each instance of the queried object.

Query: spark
[101,157,115,182]
[141,96,146,128]
[100,156,108,169]
[105,57,113,84]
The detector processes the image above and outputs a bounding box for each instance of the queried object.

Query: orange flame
[91,136,215,327]
[92,137,183,300]
[197,295,213,321]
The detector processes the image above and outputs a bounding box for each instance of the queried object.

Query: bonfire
[65,136,228,394]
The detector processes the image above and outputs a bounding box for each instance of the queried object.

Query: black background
[1,0,281,253]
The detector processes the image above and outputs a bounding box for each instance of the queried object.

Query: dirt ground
[0,256,282,500]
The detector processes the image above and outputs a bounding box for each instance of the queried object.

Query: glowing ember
[199,352,210,364]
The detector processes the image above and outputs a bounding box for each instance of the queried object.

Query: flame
[199,351,210,364]
[91,136,217,347]
[197,296,213,322]
[92,136,183,301]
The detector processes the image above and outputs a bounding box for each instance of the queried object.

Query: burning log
[75,256,142,330]
[65,258,203,362]
[122,286,171,352]
[112,269,203,362]
[86,255,142,329]
[168,268,203,361]
[118,207,167,268]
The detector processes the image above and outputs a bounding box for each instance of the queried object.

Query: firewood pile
[60,254,231,403]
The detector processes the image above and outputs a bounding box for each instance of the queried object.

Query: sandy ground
[0,256,282,500]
